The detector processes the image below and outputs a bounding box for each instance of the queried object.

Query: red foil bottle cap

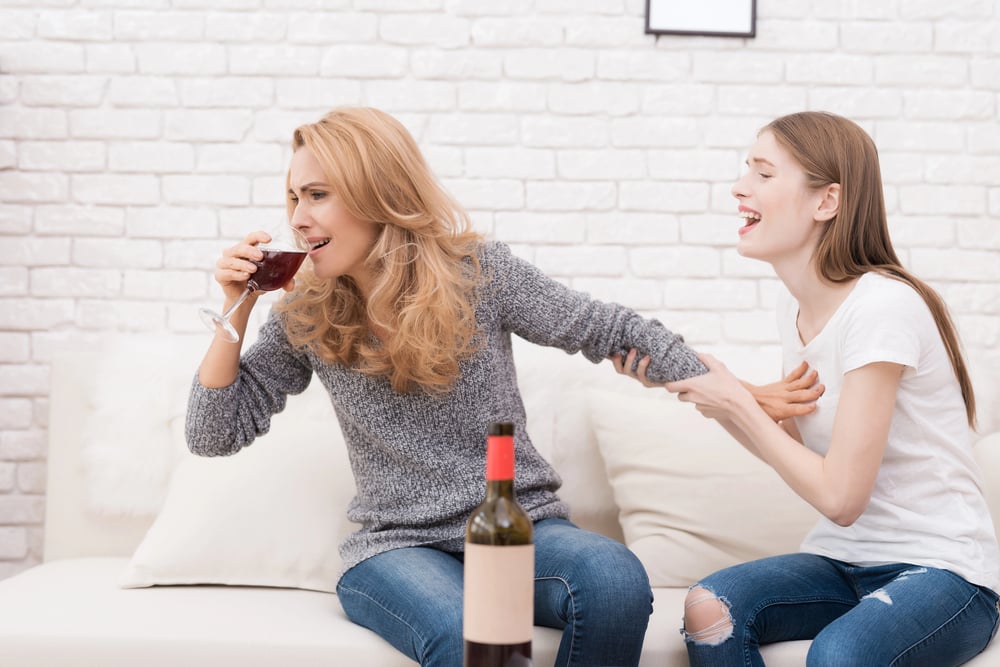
[486,422,515,480]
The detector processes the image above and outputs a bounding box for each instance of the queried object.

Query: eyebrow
[746,156,776,167]
[288,181,329,194]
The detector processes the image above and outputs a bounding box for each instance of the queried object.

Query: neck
[774,259,859,345]
[350,270,375,302]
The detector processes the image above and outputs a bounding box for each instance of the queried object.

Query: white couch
[1,332,999,667]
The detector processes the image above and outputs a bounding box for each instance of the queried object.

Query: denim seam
[536,575,575,667]
[889,587,985,666]
[740,595,855,667]
[337,583,427,661]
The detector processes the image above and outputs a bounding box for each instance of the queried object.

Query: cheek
[341,221,378,258]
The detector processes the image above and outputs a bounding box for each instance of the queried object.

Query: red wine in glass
[199,226,308,343]
[250,250,307,292]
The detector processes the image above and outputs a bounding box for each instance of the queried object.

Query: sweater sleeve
[483,240,707,383]
[185,309,314,457]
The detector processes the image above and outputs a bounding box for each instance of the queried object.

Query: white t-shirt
[777,272,999,589]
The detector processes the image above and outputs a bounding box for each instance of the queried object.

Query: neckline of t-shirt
[794,272,873,351]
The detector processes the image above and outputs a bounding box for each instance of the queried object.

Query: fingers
[634,353,655,387]
[783,361,809,382]
[665,378,686,393]
[610,349,655,387]
[215,253,256,282]
[784,364,820,391]
[784,402,818,417]
[612,349,638,376]
[215,233,269,286]
[697,353,718,365]
[788,369,819,390]
[789,384,825,402]
[611,353,625,375]
[624,348,637,375]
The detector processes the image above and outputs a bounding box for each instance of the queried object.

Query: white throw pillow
[120,379,356,594]
[588,388,816,587]
[79,334,206,517]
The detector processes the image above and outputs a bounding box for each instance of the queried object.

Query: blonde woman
[188,107,814,667]
[622,111,1000,666]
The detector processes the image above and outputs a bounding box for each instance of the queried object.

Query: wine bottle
[463,422,534,667]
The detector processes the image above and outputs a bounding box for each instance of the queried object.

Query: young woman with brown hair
[622,111,1000,665]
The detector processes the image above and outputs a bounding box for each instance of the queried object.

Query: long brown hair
[277,107,483,394]
[766,111,976,427]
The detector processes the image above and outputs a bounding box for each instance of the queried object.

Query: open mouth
[310,238,331,252]
[739,210,760,234]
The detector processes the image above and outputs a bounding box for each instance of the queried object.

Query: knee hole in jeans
[682,586,734,646]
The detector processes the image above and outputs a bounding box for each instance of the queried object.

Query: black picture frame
[645,0,756,38]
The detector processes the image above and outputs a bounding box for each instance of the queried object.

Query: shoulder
[838,273,929,368]
[260,305,290,338]
[850,273,928,322]
[476,239,535,283]
[858,272,917,299]
[477,238,512,267]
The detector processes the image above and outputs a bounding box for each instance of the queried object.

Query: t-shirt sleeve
[841,279,923,374]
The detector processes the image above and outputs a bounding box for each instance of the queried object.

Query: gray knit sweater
[186,240,707,575]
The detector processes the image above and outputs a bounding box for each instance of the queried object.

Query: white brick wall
[1,1,998,579]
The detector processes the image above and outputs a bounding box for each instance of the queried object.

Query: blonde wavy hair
[276,107,483,394]
[766,111,976,428]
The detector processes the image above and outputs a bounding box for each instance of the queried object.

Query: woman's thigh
[532,518,653,625]
[532,518,653,667]
[690,553,860,644]
[336,547,465,666]
[809,566,1000,667]
[336,523,655,667]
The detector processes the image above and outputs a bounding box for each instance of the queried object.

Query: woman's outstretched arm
[666,354,901,526]
[612,350,825,422]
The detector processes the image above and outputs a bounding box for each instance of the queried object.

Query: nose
[289,201,309,231]
[731,172,749,200]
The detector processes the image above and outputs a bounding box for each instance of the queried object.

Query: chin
[310,265,338,282]
[736,243,766,262]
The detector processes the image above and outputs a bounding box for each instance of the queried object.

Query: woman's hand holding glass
[199,224,308,343]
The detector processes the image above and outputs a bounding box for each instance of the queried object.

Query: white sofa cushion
[120,377,355,594]
[589,388,817,587]
[0,558,575,667]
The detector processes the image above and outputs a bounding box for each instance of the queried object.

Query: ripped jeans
[683,553,1000,667]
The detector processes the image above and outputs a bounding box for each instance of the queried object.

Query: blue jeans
[684,553,1000,667]
[336,518,652,667]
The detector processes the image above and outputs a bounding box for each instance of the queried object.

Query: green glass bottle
[463,422,534,667]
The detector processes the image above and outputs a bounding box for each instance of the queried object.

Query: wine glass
[199,224,309,343]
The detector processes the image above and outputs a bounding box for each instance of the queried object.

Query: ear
[815,183,840,222]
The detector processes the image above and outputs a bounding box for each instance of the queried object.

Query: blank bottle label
[463,543,534,644]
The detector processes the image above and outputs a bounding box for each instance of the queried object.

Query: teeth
[739,211,761,221]
[311,239,331,250]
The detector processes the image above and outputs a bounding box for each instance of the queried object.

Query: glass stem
[220,285,255,321]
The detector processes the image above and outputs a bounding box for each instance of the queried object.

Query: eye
[288,194,299,204]
[758,172,773,180]
[310,191,326,201]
